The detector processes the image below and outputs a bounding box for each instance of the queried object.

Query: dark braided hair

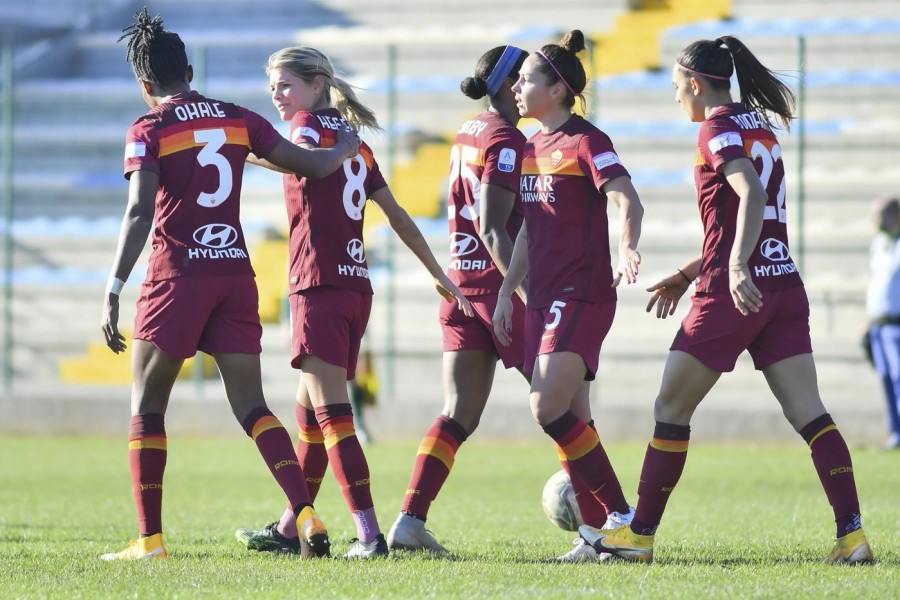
[118,8,188,88]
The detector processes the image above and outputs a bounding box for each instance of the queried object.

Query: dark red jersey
[124,90,281,281]
[283,108,387,294]
[446,110,526,295]
[694,103,802,293]
[519,115,630,308]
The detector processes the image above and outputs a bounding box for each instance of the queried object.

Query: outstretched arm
[370,186,473,316]
[101,170,158,353]
[261,128,359,179]
[646,256,701,319]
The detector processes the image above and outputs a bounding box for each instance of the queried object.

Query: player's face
[269,67,320,121]
[672,65,704,122]
[511,55,556,120]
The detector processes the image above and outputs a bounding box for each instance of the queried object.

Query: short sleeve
[481,127,526,192]
[579,129,629,191]
[700,118,746,173]
[289,111,323,148]
[240,107,283,159]
[123,117,160,179]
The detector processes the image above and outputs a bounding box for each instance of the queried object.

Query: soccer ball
[541,469,583,531]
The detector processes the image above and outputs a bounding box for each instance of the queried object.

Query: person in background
[492,30,645,562]
[349,348,378,445]
[234,45,472,559]
[100,9,358,560]
[865,196,900,450]
[580,36,873,566]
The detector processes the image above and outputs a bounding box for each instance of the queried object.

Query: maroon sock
[631,422,690,535]
[295,404,329,502]
[800,413,862,537]
[129,413,167,537]
[315,404,374,512]
[542,411,629,516]
[559,420,610,527]
[401,415,468,519]
[242,407,311,511]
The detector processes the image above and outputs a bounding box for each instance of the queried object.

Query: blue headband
[485,45,524,96]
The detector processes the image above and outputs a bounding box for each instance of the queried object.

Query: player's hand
[645,272,690,319]
[612,248,641,287]
[336,124,360,159]
[101,295,127,354]
[492,293,514,346]
[435,276,473,317]
[729,263,762,316]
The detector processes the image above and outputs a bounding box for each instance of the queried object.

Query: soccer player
[491,30,644,561]
[99,9,359,561]
[383,44,530,554]
[579,36,874,565]
[234,46,472,559]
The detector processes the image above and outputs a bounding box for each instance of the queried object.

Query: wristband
[676,269,692,284]
[106,277,125,296]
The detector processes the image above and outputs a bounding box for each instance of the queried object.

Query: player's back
[125,90,283,280]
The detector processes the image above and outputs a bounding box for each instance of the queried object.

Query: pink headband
[676,61,731,81]
[537,50,578,97]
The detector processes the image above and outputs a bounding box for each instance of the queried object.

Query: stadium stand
[1,0,896,440]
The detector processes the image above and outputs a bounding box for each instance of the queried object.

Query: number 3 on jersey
[343,156,368,220]
[448,144,482,221]
[194,128,233,207]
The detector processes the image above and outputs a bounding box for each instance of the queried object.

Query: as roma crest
[550,149,563,167]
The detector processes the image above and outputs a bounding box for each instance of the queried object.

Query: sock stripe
[322,418,356,449]
[298,424,325,444]
[808,424,837,447]
[416,435,458,470]
[250,415,282,441]
[649,438,689,453]
[558,425,598,461]
[128,435,167,451]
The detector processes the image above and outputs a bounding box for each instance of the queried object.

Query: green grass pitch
[1,436,897,598]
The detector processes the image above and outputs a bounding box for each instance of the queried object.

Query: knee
[529,394,561,427]
[443,406,480,435]
[652,395,693,425]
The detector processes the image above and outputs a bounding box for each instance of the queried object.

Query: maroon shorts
[524,299,616,380]
[440,293,525,370]
[671,286,813,372]
[133,274,262,359]
[289,286,372,379]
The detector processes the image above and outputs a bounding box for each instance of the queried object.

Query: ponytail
[331,77,381,132]
[535,29,588,112]
[677,36,795,130]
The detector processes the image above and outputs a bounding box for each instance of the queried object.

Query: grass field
[1,436,897,599]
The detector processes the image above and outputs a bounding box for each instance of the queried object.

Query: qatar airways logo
[450,232,479,257]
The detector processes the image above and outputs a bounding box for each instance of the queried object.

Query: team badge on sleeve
[592,151,621,171]
[292,126,321,144]
[707,132,742,153]
[125,141,146,158]
[498,148,517,173]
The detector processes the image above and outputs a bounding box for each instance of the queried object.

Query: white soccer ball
[541,469,583,531]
